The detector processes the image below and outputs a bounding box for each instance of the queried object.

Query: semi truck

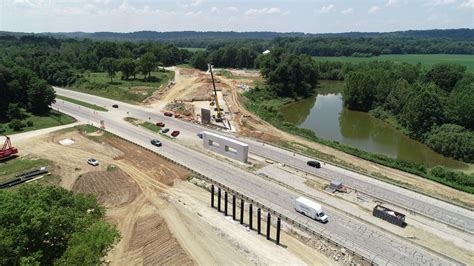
[295,196,329,223]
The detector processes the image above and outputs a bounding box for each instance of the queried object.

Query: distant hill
[1,28,472,41]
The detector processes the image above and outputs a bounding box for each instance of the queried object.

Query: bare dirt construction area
[211,69,474,208]
[16,126,336,265]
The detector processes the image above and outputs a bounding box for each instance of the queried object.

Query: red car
[156,122,165,127]
[174,114,181,118]
[164,112,173,117]
[171,130,180,137]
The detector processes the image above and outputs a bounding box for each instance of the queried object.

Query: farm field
[313,54,474,72]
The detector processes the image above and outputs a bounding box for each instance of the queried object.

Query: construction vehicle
[0,135,18,159]
[208,64,223,122]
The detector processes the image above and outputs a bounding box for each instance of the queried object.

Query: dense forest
[3,28,469,41]
[343,62,474,163]
[0,35,192,124]
[0,185,119,264]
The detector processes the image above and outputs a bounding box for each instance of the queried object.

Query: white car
[87,158,99,166]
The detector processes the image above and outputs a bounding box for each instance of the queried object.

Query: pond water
[280,81,468,169]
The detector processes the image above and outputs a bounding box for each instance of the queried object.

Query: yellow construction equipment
[208,64,223,122]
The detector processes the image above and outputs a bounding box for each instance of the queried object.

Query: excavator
[208,64,223,122]
[0,135,18,160]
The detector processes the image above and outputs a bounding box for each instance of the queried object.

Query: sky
[0,0,472,33]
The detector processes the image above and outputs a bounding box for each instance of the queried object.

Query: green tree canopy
[426,124,474,162]
[343,72,376,111]
[425,63,466,91]
[449,75,474,129]
[99,57,117,82]
[190,51,210,71]
[0,185,119,265]
[116,58,137,80]
[139,52,158,79]
[401,83,445,137]
[259,50,319,98]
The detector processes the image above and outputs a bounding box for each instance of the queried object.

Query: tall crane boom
[208,64,223,120]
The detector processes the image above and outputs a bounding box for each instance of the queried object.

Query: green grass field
[71,70,174,103]
[1,110,76,135]
[56,95,108,111]
[313,54,474,72]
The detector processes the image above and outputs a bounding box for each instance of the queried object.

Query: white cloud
[177,0,204,8]
[341,8,353,14]
[245,7,283,15]
[460,0,474,8]
[185,10,202,16]
[424,0,456,6]
[317,4,334,14]
[386,0,398,6]
[225,6,238,12]
[12,0,48,8]
[368,5,380,13]
[210,6,219,14]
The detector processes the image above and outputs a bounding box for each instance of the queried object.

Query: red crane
[0,135,18,159]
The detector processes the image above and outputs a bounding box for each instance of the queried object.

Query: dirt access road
[150,66,473,208]
[15,127,335,265]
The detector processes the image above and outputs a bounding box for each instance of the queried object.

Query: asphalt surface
[52,93,461,265]
[54,87,474,234]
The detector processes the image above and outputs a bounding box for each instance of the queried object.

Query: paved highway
[52,96,459,265]
[54,87,474,234]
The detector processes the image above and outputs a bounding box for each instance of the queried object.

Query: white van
[295,196,329,223]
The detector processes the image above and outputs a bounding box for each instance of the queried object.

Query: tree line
[0,35,192,86]
[0,35,193,124]
[0,185,119,265]
[0,63,55,126]
[343,62,474,163]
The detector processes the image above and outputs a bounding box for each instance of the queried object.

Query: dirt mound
[129,213,194,265]
[105,137,191,186]
[72,169,140,207]
[179,68,198,76]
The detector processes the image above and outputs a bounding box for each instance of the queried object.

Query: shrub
[8,119,26,131]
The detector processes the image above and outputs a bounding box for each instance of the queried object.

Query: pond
[280,81,469,169]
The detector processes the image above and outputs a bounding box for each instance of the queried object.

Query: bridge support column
[232,195,236,220]
[276,217,281,245]
[266,213,271,240]
[211,185,214,208]
[257,208,261,234]
[224,191,228,216]
[240,199,244,224]
[217,188,221,212]
[249,204,253,230]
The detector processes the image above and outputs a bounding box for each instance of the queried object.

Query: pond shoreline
[280,80,470,171]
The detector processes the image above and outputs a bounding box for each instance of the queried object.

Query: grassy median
[56,95,108,111]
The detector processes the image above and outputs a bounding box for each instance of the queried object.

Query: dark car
[150,139,162,147]
[164,112,173,117]
[197,132,203,139]
[174,114,181,118]
[171,130,180,137]
[162,128,170,133]
[307,160,321,168]
[112,104,118,108]
[156,122,165,127]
